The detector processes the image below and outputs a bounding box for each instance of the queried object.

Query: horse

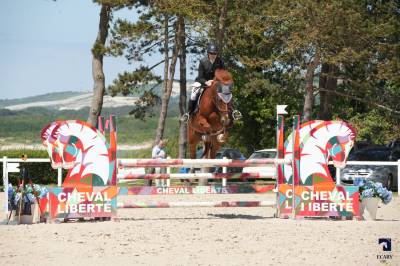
[187,69,234,180]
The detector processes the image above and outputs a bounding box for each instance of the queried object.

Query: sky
[0,0,193,100]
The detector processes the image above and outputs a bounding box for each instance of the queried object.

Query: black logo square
[379,238,392,252]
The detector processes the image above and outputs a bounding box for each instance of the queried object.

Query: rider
[181,43,241,122]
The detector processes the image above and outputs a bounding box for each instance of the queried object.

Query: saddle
[192,87,206,114]
[192,84,234,115]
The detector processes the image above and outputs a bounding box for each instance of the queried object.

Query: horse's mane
[214,69,232,84]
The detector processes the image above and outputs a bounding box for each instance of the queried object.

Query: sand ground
[0,192,399,266]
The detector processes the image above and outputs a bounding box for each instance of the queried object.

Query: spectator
[150,140,167,187]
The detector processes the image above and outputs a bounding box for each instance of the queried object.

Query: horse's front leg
[210,138,221,159]
[197,115,211,132]
[188,127,198,159]
[187,130,200,184]
[189,141,197,160]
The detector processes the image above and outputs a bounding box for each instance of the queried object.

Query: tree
[87,0,140,126]
[87,2,112,126]
[178,16,188,158]
[155,17,182,144]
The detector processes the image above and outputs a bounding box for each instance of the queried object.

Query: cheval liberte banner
[46,186,118,220]
[278,184,360,217]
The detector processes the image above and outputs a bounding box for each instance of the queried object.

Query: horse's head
[213,69,233,126]
[326,122,356,168]
[41,121,83,169]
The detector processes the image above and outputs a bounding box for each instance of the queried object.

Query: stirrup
[180,113,190,122]
[232,110,242,120]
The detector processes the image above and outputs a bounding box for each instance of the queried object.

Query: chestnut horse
[188,69,234,164]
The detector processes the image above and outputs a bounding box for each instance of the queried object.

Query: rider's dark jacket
[195,56,225,86]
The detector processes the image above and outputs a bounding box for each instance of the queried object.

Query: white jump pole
[336,167,341,185]
[57,168,62,187]
[166,156,171,187]
[222,156,227,187]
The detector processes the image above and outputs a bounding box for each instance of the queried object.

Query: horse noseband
[217,82,233,104]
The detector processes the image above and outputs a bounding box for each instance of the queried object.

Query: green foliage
[0,104,180,145]
[221,0,400,150]
[108,68,162,97]
[92,42,108,57]
[107,67,162,120]
[226,70,302,155]
[164,134,179,158]
[349,110,399,145]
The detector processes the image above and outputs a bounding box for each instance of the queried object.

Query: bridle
[212,80,232,117]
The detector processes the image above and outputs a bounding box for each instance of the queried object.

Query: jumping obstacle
[117,158,282,210]
[115,116,289,212]
[37,105,360,222]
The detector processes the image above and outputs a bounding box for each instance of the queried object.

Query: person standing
[152,139,166,161]
[151,140,167,187]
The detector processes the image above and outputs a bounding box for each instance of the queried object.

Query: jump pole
[118,200,276,208]
[118,171,276,181]
[119,184,275,195]
[118,158,290,168]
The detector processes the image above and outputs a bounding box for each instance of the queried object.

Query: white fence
[1,157,63,215]
[1,157,63,186]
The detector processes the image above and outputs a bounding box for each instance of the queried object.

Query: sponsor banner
[47,186,118,220]
[278,185,360,218]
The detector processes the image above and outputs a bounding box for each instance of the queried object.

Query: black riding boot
[188,99,196,114]
[180,99,196,122]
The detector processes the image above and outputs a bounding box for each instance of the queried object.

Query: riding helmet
[207,43,218,54]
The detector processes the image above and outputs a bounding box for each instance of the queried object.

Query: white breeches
[190,82,202,100]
